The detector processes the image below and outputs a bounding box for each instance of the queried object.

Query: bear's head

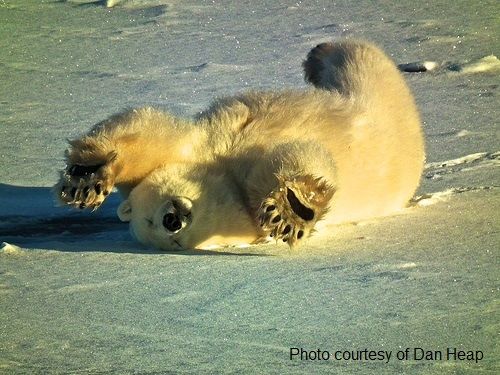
[117,166,204,251]
[116,164,257,251]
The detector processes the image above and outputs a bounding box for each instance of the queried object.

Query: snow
[0,0,499,373]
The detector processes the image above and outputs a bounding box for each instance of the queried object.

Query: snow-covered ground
[1,1,498,373]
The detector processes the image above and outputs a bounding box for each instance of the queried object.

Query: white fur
[59,40,425,250]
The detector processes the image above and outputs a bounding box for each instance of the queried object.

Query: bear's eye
[145,218,154,227]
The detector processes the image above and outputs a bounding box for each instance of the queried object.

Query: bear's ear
[117,200,132,222]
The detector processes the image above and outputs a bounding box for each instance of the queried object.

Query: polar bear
[55,40,425,250]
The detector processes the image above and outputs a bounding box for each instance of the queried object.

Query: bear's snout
[158,197,193,235]
[163,212,182,232]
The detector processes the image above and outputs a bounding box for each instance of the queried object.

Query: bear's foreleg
[258,174,334,246]
[56,108,196,210]
[248,142,336,247]
[56,134,120,210]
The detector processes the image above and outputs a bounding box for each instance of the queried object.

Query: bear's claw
[57,164,114,210]
[257,174,335,247]
[258,191,312,247]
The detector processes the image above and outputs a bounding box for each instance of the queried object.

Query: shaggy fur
[56,39,425,250]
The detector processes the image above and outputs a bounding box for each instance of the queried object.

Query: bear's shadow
[0,184,267,256]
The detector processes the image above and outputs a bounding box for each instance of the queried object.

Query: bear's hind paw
[257,175,334,247]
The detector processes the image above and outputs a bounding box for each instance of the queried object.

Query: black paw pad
[69,163,104,177]
[286,188,314,221]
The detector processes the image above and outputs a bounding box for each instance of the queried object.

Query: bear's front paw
[56,163,115,210]
[257,175,334,247]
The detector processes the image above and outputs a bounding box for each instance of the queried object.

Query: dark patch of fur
[303,42,335,86]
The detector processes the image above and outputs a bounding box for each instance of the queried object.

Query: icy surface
[0,0,499,374]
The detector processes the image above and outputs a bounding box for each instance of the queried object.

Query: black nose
[162,212,182,232]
